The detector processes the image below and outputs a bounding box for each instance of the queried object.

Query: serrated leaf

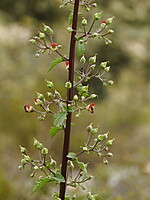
[49,126,63,137]
[77,42,86,57]
[32,177,53,194]
[54,112,67,127]
[48,57,65,72]
[53,173,65,183]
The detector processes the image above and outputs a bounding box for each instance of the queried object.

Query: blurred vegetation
[0,0,150,199]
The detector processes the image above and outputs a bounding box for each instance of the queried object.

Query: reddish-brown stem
[59,0,80,199]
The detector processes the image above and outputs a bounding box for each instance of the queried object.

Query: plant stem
[59,0,79,199]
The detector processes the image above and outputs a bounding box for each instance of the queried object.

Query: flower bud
[80,55,86,64]
[50,158,57,167]
[36,92,44,100]
[65,81,72,89]
[23,155,31,162]
[35,53,40,58]
[19,145,27,154]
[103,158,109,165]
[97,134,105,141]
[108,80,114,85]
[47,92,53,98]
[34,98,43,106]
[86,123,93,132]
[33,138,44,150]
[89,55,97,64]
[39,32,45,39]
[82,18,87,26]
[79,40,84,44]
[18,165,24,170]
[90,64,96,70]
[41,147,48,155]
[46,80,54,88]
[100,61,107,69]
[43,24,54,35]
[108,29,115,34]
[34,166,38,170]
[107,152,113,157]
[29,39,36,44]
[73,95,79,101]
[91,128,98,135]
[21,159,27,164]
[104,66,110,72]
[38,116,45,121]
[92,32,98,38]
[83,147,88,151]
[90,94,97,99]
[105,40,112,45]
[103,82,108,87]
[58,45,62,49]
[94,12,102,20]
[30,172,35,178]
[24,104,34,113]
[106,139,114,146]
[67,27,73,33]
[75,113,80,118]
[92,3,97,7]
[106,16,115,25]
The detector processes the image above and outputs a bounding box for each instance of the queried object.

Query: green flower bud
[103,158,109,165]
[23,155,31,162]
[86,123,93,132]
[91,128,98,135]
[94,12,102,20]
[65,81,72,89]
[100,61,108,69]
[98,35,103,39]
[107,152,113,157]
[38,116,45,121]
[108,29,115,34]
[50,158,57,167]
[43,24,54,35]
[30,172,35,178]
[106,16,115,25]
[80,55,86,64]
[41,147,48,155]
[97,134,105,141]
[34,166,39,170]
[47,92,53,98]
[105,40,112,45]
[34,98,43,106]
[67,27,73,33]
[92,3,97,7]
[79,40,84,44]
[104,66,110,72]
[39,32,45,39]
[46,80,54,88]
[103,82,108,87]
[58,45,62,49]
[90,64,96,70]
[90,94,97,99]
[73,95,79,101]
[82,18,87,26]
[89,55,97,64]
[108,80,114,85]
[83,147,88,151]
[18,165,24,170]
[75,113,80,118]
[33,138,44,150]
[21,159,26,164]
[36,92,44,100]
[19,145,27,154]
[35,53,40,58]
[29,39,36,44]
[106,139,114,146]
[92,32,98,38]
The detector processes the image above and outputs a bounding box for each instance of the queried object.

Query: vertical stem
[59,0,79,199]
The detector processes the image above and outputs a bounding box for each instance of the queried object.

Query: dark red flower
[102,20,106,24]
[87,103,95,113]
[65,61,69,69]
[24,104,34,113]
[50,43,57,50]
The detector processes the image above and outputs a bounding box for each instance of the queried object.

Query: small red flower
[102,20,106,24]
[24,104,34,113]
[50,43,57,50]
[87,103,95,113]
[65,61,69,70]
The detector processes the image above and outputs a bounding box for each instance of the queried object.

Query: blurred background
[0,0,150,199]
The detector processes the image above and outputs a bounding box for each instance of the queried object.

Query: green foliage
[32,177,53,194]
[49,126,63,137]
[54,112,67,127]
[48,57,66,72]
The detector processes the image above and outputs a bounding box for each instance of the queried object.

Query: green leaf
[67,152,77,160]
[68,11,73,25]
[77,161,86,171]
[77,42,86,57]
[32,177,53,194]
[48,57,65,72]
[49,126,63,137]
[54,112,67,127]
[53,173,65,183]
